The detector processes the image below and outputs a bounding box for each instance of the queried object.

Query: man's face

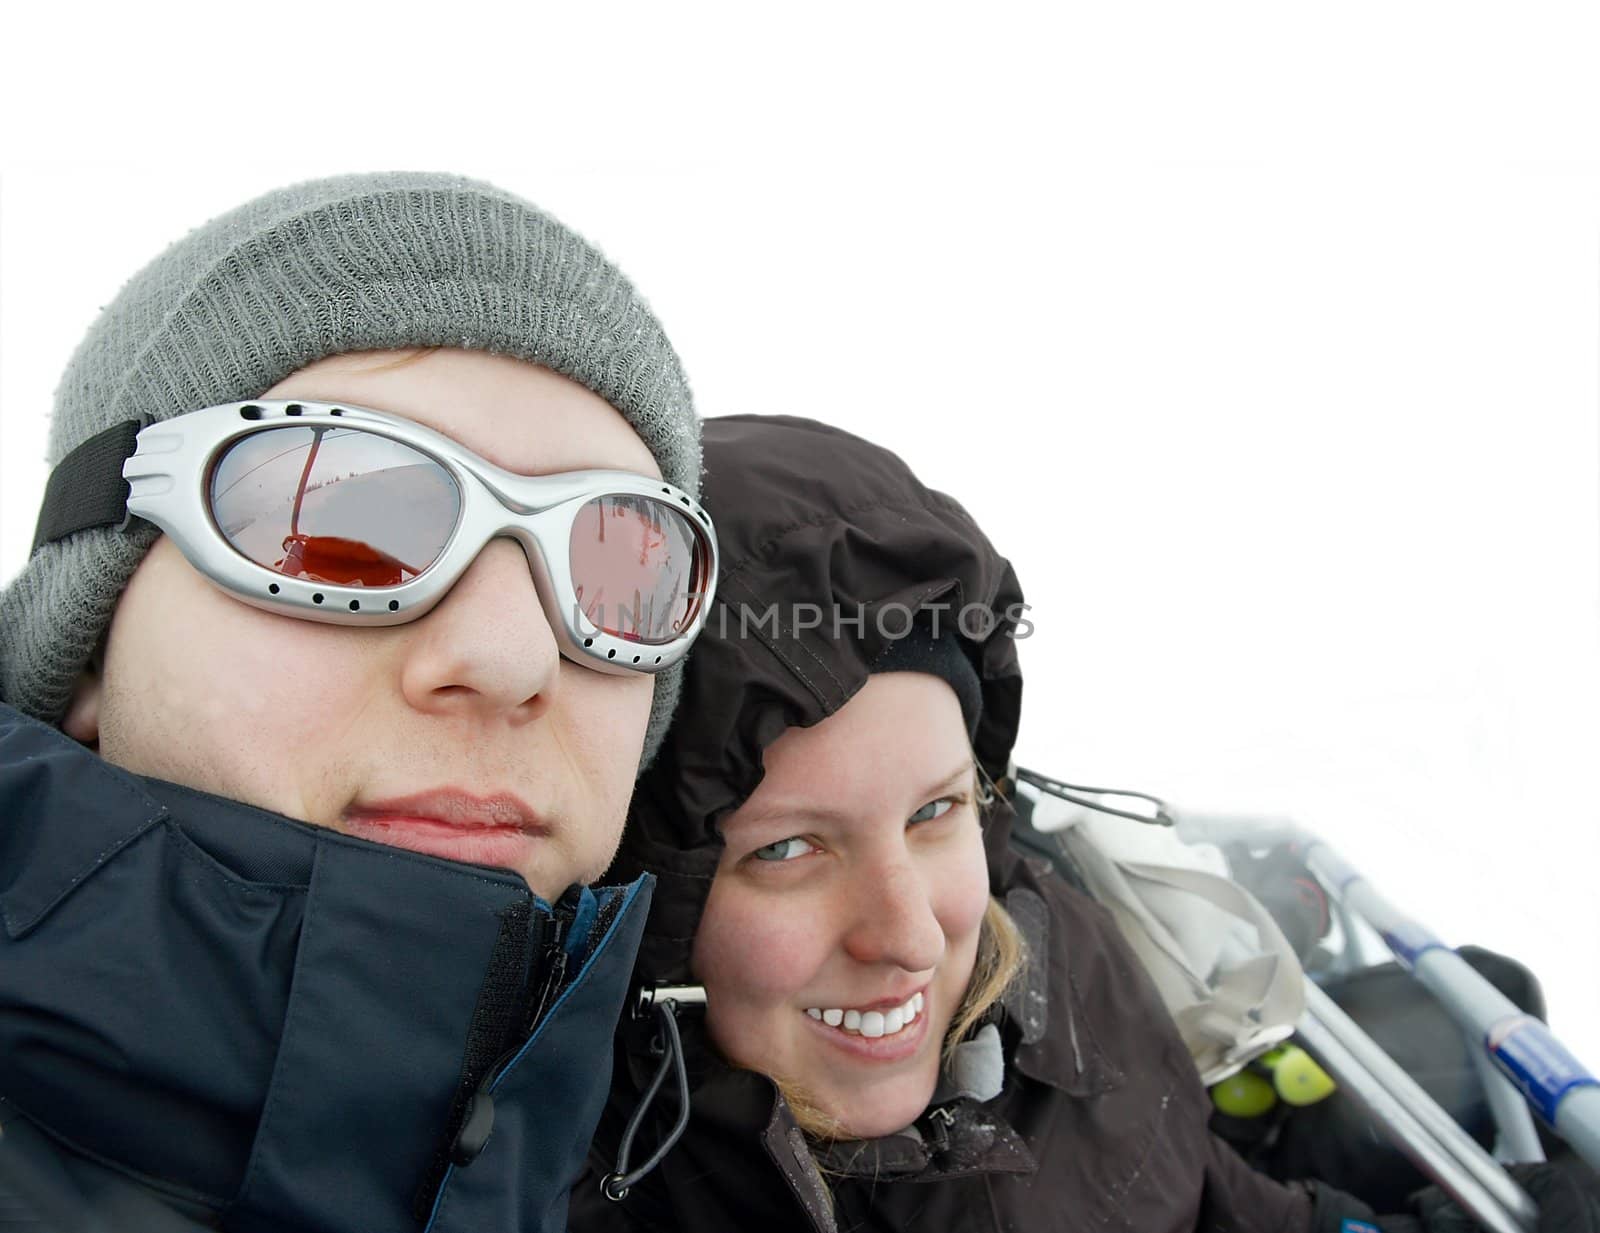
[65,348,660,901]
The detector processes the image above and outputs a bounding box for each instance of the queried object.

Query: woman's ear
[62,668,102,748]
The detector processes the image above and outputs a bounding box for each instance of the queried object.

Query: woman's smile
[801,988,931,1063]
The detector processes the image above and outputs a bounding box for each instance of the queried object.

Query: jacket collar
[0,704,168,938]
[627,1019,1038,1212]
[0,704,650,1233]
[808,1099,1036,1183]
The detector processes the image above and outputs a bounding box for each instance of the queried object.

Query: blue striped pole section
[1305,840,1600,1170]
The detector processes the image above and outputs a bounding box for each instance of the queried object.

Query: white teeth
[805,993,925,1038]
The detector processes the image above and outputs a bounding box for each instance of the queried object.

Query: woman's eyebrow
[725,800,851,832]
[922,760,976,798]
[726,761,976,835]
[736,761,974,828]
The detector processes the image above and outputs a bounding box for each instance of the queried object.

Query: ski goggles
[32,399,719,675]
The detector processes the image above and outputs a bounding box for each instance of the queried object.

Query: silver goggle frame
[123,398,719,676]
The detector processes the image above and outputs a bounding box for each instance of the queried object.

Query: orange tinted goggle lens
[210,426,460,587]
[569,495,709,645]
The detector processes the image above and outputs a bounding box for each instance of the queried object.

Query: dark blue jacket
[0,703,651,1233]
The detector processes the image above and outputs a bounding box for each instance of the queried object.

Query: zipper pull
[525,914,569,1032]
[449,1089,496,1166]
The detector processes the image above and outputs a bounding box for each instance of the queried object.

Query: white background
[3,6,1598,1072]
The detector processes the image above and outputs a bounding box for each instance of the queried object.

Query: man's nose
[840,858,945,975]
[397,539,560,724]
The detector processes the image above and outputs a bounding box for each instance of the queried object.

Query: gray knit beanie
[0,171,701,772]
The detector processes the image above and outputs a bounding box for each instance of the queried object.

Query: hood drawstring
[1015,766,1174,827]
[602,986,704,1202]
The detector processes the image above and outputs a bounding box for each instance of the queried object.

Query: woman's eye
[908,798,955,825]
[751,836,813,862]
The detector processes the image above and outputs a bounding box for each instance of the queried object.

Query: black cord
[602,1000,691,1202]
[1015,766,1175,827]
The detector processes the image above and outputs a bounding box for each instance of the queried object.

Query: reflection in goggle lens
[210,427,710,640]
[570,495,708,645]
[210,426,460,587]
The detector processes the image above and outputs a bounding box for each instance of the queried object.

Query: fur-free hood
[611,413,1027,985]
[578,417,1328,1233]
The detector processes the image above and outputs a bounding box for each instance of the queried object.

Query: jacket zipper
[434,904,579,1182]
[524,916,570,1035]
[475,908,570,1097]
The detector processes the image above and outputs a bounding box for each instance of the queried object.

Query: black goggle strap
[30,420,142,553]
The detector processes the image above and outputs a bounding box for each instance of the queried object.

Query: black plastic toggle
[450,1091,496,1165]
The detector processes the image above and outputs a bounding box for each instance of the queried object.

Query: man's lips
[338,790,549,871]
[343,789,548,832]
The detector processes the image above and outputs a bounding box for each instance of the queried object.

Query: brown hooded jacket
[570,415,1332,1233]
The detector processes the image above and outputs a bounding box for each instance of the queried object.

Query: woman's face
[692,672,992,1139]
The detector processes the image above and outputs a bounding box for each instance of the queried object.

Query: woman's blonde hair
[944,893,1025,1058]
